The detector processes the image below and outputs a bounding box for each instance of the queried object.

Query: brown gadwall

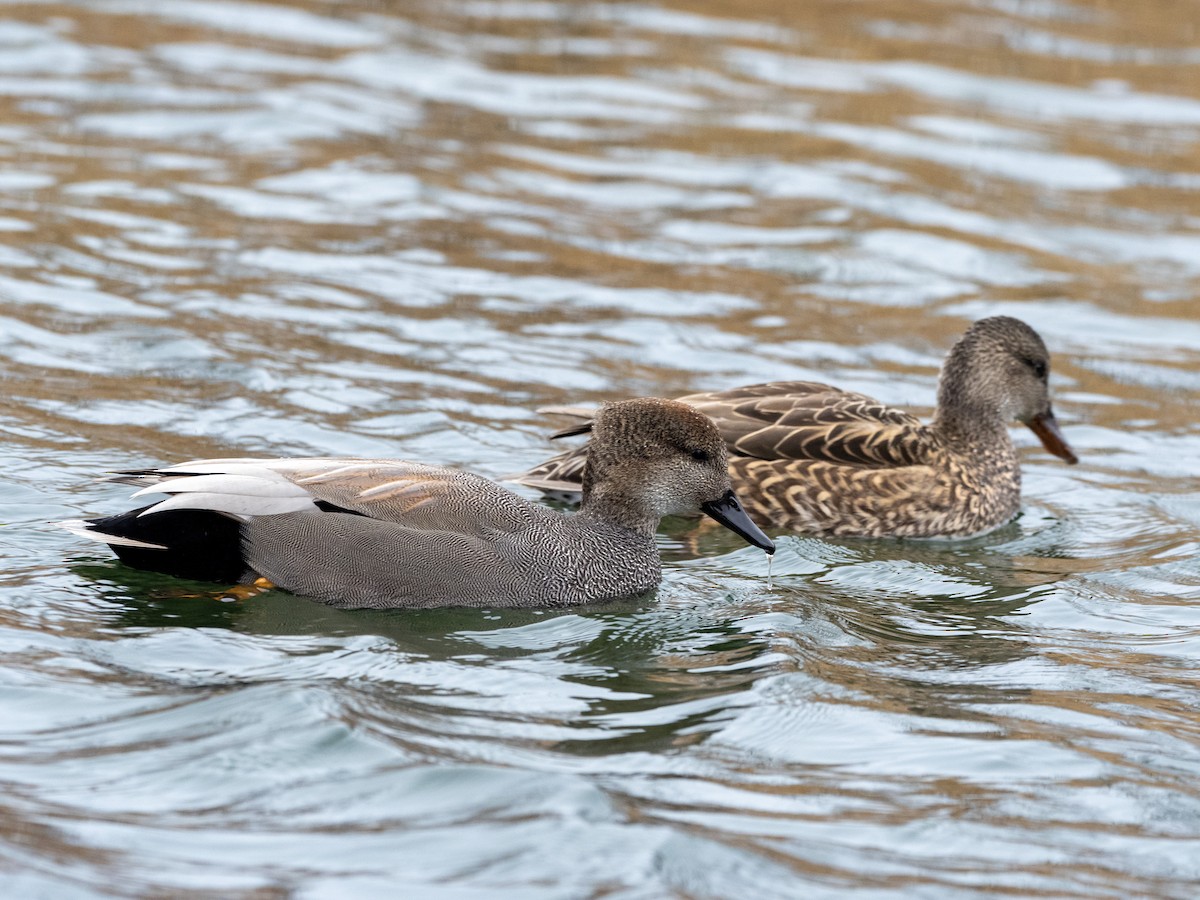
[514,317,1078,539]
[61,398,774,608]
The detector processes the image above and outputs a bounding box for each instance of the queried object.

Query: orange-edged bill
[1027,409,1078,465]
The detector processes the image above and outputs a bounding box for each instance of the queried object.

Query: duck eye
[690,448,710,463]
[1021,356,1047,379]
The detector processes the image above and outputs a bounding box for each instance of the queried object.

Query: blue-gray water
[1,1,1199,896]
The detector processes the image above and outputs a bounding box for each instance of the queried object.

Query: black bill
[701,489,775,555]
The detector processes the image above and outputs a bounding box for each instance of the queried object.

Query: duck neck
[577,481,660,539]
[932,339,1011,449]
[931,400,1015,464]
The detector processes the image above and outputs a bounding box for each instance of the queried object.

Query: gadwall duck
[61,398,774,608]
[514,317,1078,539]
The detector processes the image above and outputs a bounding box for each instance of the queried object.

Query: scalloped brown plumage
[513,317,1078,539]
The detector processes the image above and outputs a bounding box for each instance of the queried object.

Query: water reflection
[0,0,1198,895]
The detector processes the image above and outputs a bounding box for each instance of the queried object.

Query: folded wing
[513,381,933,495]
[115,457,538,536]
[678,381,932,469]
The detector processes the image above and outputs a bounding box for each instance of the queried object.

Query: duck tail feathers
[62,506,250,584]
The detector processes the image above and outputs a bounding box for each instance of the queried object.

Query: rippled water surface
[2,0,1199,896]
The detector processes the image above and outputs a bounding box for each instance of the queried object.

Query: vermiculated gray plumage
[513,317,1078,539]
[242,508,659,609]
[60,398,774,608]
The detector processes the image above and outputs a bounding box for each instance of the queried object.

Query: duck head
[936,316,1078,464]
[567,397,775,553]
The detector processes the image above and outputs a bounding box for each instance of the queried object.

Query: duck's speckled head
[937,316,1078,464]
[574,397,774,553]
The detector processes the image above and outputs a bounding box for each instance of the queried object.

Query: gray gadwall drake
[514,317,1078,539]
[61,398,774,609]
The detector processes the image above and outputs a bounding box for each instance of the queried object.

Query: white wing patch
[130,472,306,500]
[137,491,314,519]
[122,463,321,520]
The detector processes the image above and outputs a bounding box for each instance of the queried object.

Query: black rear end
[89,506,249,584]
